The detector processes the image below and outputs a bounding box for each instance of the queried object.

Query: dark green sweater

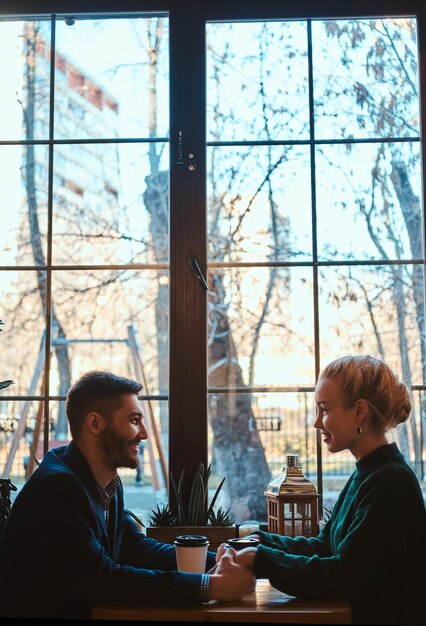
[254,443,426,625]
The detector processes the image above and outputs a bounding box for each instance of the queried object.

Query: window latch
[189,256,209,291]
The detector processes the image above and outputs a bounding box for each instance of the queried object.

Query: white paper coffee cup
[174,535,209,573]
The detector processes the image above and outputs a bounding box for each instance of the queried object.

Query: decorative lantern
[264,454,319,537]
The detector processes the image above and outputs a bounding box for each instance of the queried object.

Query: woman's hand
[215,541,259,569]
[233,546,258,570]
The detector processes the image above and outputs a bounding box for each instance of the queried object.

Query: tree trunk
[391,160,425,477]
[143,171,271,521]
[143,169,169,455]
[391,266,413,463]
[208,271,271,522]
[24,23,70,439]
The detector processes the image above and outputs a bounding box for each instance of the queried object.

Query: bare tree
[142,18,169,454]
[318,18,424,475]
[23,22,71,438]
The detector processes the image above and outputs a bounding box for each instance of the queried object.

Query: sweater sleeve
[255,544,353,600]
[119,513,179,569]
[255,522,331,558]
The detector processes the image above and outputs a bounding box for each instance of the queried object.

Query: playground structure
[0,324,168,494]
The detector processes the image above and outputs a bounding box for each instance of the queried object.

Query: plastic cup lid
[174,534,209,546]
[226,537,260,550]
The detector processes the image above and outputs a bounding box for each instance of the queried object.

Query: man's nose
[140,422,149,439]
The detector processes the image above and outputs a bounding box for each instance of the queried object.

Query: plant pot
[145,525,237,552]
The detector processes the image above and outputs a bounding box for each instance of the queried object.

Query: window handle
[189,256,209,292]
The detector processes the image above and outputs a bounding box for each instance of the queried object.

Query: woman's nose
[313,412,322,430]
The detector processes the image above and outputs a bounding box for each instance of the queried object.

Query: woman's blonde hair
[318,355,411,431]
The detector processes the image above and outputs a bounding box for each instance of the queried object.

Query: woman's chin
[324,438,336,453]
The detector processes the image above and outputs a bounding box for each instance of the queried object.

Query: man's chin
[117,455,138,470]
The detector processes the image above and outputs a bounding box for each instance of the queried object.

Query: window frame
[1,0,425,508]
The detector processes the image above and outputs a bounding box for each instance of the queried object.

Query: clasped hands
[206,542,258,602]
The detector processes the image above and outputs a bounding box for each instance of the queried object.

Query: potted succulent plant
[146,463,236,552]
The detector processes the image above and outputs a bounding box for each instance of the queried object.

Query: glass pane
[206,21,309,142]
[0,19,51,141]
[5,395,170,512]
[208,391,318,525]
[408,389,425,479]
[316,142,422,261]
[50,269,169,398]
[321,447,356,513]
[0,145,49,266]
[318,264,425,385]
[120,399,169,521]
[208,267,315,388]
[207,146,311,262]
[55,15,169,139]
[44,399,168,524]
[0,400,44,487]
[320,407,422,510]
[313,18,419,140]
[319,383,423,512]
[0,271,46,396]
[52,143,169,265]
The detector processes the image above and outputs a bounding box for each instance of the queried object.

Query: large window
[0,1,425,525]
[205,13,425,519]
[0,11,171,511]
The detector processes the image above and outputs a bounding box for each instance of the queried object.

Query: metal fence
[1,389,425,482]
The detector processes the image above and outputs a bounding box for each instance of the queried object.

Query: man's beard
[99,423,140,470]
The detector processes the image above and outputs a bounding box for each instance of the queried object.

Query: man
[0,371,254,619]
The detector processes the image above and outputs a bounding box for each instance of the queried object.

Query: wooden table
[91,579,352,623]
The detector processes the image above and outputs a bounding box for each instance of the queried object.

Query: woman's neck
[351,432,389,462]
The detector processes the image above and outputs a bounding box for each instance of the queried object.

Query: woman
[221,355,426,625]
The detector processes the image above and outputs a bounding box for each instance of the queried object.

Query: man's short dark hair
[66,371,143,440]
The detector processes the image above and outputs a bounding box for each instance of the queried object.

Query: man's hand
[207,547,256,602]
[215,543,258,570]
[215,541,229,562]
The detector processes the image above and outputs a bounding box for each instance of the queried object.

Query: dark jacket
[0,441,215,619]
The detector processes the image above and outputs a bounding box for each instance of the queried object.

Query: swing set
[1,323,168,494]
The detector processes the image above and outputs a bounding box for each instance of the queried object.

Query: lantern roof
[264,454,317,496]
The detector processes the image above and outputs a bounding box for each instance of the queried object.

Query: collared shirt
[200,573,210,603]
[93,475,120,528]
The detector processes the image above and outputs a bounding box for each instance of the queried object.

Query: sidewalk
[122,481,167,527]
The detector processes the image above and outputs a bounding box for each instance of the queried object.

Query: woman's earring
[356,426,363,434]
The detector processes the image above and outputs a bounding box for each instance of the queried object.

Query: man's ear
[86,411,106,436]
